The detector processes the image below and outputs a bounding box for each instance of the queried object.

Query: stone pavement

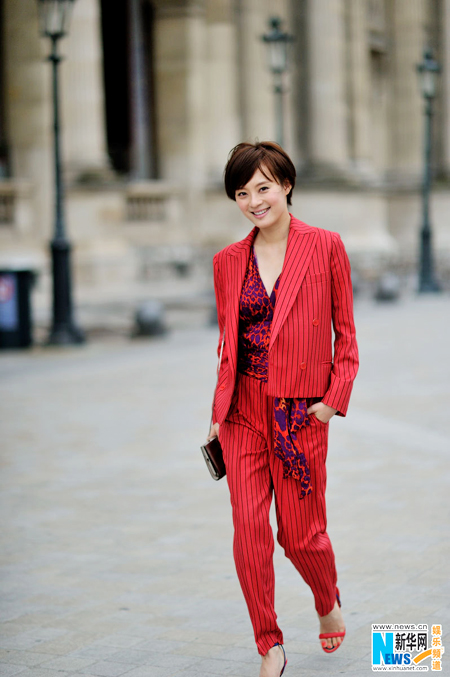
[0,294,449,677]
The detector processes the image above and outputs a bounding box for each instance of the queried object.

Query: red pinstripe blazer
[212,215,359,425]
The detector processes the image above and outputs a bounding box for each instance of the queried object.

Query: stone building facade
[0,0,449,292]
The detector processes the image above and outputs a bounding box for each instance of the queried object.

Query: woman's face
[235,167,291,230]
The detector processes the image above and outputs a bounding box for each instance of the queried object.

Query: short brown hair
[224,141,296,205]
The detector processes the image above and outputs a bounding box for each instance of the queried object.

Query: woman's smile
[252,207,270,218]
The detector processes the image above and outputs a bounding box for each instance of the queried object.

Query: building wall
[0,0,449,292]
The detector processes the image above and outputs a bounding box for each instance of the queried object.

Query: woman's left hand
[306,401,338,423]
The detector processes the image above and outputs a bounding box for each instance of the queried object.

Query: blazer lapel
[225,226,258,379]
[268,224,318,351]
[223,219,318,371]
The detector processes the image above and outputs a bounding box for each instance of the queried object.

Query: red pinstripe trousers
[219,371,338,656]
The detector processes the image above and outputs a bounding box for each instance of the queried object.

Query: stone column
[154,0,207,187]
[386,0,426,184]
[441,0,450,179]
[61,0,110,180]
[236,0,275,143]
[3,0,53,240]
[205,0,240,181]
[305,0,349,176]
[346,0,374,178]
[236,0,296,152]
[153,0,207,249]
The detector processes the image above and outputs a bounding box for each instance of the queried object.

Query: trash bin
[0,267,36,349]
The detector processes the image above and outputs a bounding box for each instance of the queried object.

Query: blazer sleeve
[212,252,228,425]
[321,232,359,416]
[213,253,225,353]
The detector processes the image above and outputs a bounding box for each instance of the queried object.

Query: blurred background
[0,0,449,342]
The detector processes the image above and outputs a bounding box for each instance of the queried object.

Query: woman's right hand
[207,422,220,441]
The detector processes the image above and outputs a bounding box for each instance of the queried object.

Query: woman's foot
[259,643,286,677]
[318,599,346,651]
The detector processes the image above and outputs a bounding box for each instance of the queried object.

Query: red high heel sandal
[318,587,346,654]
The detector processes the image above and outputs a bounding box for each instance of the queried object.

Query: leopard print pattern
[273,396,312,498]
[237,246,281,380]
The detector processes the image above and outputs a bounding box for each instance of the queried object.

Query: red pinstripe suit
[213,216,358,425]
[211,215,359,656]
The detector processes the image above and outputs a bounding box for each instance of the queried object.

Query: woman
[207,141,358,677]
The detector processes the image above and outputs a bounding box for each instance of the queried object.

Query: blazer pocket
[303,271,331,285]
[311,413,329,426]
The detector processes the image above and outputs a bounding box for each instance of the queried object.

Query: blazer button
[312,318,319,326]
[300,362,306,370]
[219,385,225,390]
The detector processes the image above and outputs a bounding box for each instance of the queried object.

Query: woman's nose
[249,193,262,208]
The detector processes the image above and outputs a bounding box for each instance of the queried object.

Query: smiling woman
[224,141,296,205]
[224,142,297,299]
[206,140,358,677]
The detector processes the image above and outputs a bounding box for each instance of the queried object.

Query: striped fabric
[220,370,338,656]
[236,244,313,493]
[212,215,359,426]
[210,215,357,655]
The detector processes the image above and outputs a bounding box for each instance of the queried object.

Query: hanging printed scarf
[273,396,312,499]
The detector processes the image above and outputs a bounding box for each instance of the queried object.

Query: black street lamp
[415,47,441,294]
[261,17,294,148]
[37,0,85,344]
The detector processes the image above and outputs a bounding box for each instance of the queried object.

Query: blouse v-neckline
[252,245,282,302]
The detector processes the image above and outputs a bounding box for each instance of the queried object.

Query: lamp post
[416,47,441,294]
[37,0,85,344]
[261,17,294,148]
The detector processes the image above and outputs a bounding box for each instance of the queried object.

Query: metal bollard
[132,300,167,337]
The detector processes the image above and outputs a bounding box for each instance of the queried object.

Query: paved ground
[1,293,449,676]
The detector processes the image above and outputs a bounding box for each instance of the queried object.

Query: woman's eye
[237,192,246,198]
[260,186,269,192]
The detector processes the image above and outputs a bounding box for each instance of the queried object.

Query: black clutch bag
[201,328,226,481]
[200,436,226,481]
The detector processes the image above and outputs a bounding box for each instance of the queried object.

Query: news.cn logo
[372,624,444,671]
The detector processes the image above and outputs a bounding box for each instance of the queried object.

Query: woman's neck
[255,211,291,246]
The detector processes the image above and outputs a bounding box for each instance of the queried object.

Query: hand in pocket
[306,401,337,424]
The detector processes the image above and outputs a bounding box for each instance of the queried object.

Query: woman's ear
[284,181,292,196]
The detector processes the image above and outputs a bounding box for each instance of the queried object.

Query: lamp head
[36,0,76,39]
[416,47,441,99]
[261,17,294,75]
